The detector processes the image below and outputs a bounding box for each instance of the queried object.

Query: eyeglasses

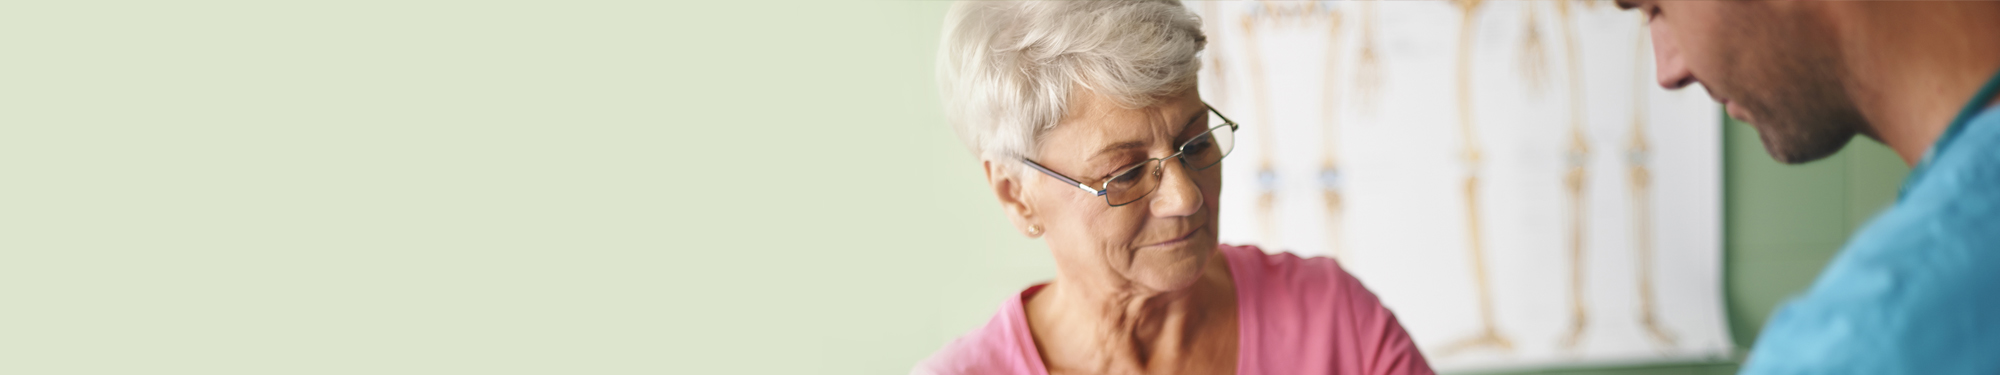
[1021,104,1239,207]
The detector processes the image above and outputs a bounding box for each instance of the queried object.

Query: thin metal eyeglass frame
[1019,104,1240,207]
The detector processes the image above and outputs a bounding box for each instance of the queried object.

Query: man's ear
[983,160,1039,237]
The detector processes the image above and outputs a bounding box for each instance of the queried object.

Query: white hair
[936,0,1206,168]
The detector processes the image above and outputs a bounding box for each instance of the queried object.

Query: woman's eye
[1104,166,1145,185]
[1184,136,1213,154]
[1103,171,1138,188]
[1103,169,1130,182]
[1114,170,1142,182]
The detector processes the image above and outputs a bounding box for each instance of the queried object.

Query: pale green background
[0,1,1906,374]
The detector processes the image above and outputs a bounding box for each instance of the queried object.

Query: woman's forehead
[1048,102,1203,158]
[1070,105,1176,136]
[1039,88,1203,155]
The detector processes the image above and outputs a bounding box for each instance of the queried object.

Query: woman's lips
[1144,224,1206,248]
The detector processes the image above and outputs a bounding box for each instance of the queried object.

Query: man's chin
[1757,125,1855,165]
[1722,99,1748,123]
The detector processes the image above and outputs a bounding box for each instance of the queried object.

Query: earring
[1027,225,1044,236]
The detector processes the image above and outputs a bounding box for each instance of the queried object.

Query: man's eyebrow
[1613,0,1639,10]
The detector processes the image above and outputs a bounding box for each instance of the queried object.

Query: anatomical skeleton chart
[1198,1,1728,371]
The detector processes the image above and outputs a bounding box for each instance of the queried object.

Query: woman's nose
[1150,159,1205,217]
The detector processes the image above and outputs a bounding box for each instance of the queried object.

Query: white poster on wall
[1196,1,1730,371]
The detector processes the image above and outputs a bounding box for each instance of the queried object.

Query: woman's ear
[984,160,1039,238]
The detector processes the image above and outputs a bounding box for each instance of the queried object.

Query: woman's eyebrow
[1088,110,1203,161]
[1180,110,1203,132]
[1092,141,1148,160]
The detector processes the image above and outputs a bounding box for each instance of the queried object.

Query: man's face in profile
[1620,0,1869,164]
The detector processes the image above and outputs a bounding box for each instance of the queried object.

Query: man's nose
[1651,23,1695,89]
[1150,160,1204,217]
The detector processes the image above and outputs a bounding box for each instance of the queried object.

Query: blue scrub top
[1740,71,2000,374]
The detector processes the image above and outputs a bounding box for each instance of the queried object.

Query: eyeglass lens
[1103,110,1237,206]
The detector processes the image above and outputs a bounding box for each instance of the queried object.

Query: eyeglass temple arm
[1207,104,1240,131]
[1021,159,1108,196]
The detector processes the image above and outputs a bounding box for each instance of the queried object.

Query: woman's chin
[1125,243,1215,291]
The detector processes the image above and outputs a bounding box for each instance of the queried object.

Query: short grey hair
[936,0,1206,168]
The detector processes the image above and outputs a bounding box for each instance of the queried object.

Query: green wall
[3,1,1013,374]
[1721,117,1909,351]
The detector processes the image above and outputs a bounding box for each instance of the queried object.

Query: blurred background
[0,1,1906,374]
[1196,2,1729,370]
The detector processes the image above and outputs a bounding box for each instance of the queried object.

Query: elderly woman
[915,1,1433,375]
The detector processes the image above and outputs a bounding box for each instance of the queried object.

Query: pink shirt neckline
[995,246,1263,375]
[915,244,1433,375]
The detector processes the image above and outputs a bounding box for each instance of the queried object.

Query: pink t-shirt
[914,244,1434,375]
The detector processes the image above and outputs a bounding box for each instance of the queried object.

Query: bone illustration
[1239,10,1282,247]
[1628,19,1680,350]
[1354,1,1382,117]
[1556,0,1595,351]
[1519,2,1550,95]
[1319,5,1347,263]
[1437,0,1516,357]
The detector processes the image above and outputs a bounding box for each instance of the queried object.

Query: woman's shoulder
[1221,243,1387,329]
[1219,244,1360,294]
[1223,244,1435,374]
[910,285,1048,375]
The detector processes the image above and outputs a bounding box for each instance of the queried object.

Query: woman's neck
[1024,250,1238,375]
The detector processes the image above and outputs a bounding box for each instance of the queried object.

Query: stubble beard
[1735,35,1870,165]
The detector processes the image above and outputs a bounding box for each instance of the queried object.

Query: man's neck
[1025,252,1237,375]
[1838,3,2000,166]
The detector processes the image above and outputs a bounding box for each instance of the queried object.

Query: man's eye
[1646,6,1662,22]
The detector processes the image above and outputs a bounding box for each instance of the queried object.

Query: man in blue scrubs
[1611,1,2000,374]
